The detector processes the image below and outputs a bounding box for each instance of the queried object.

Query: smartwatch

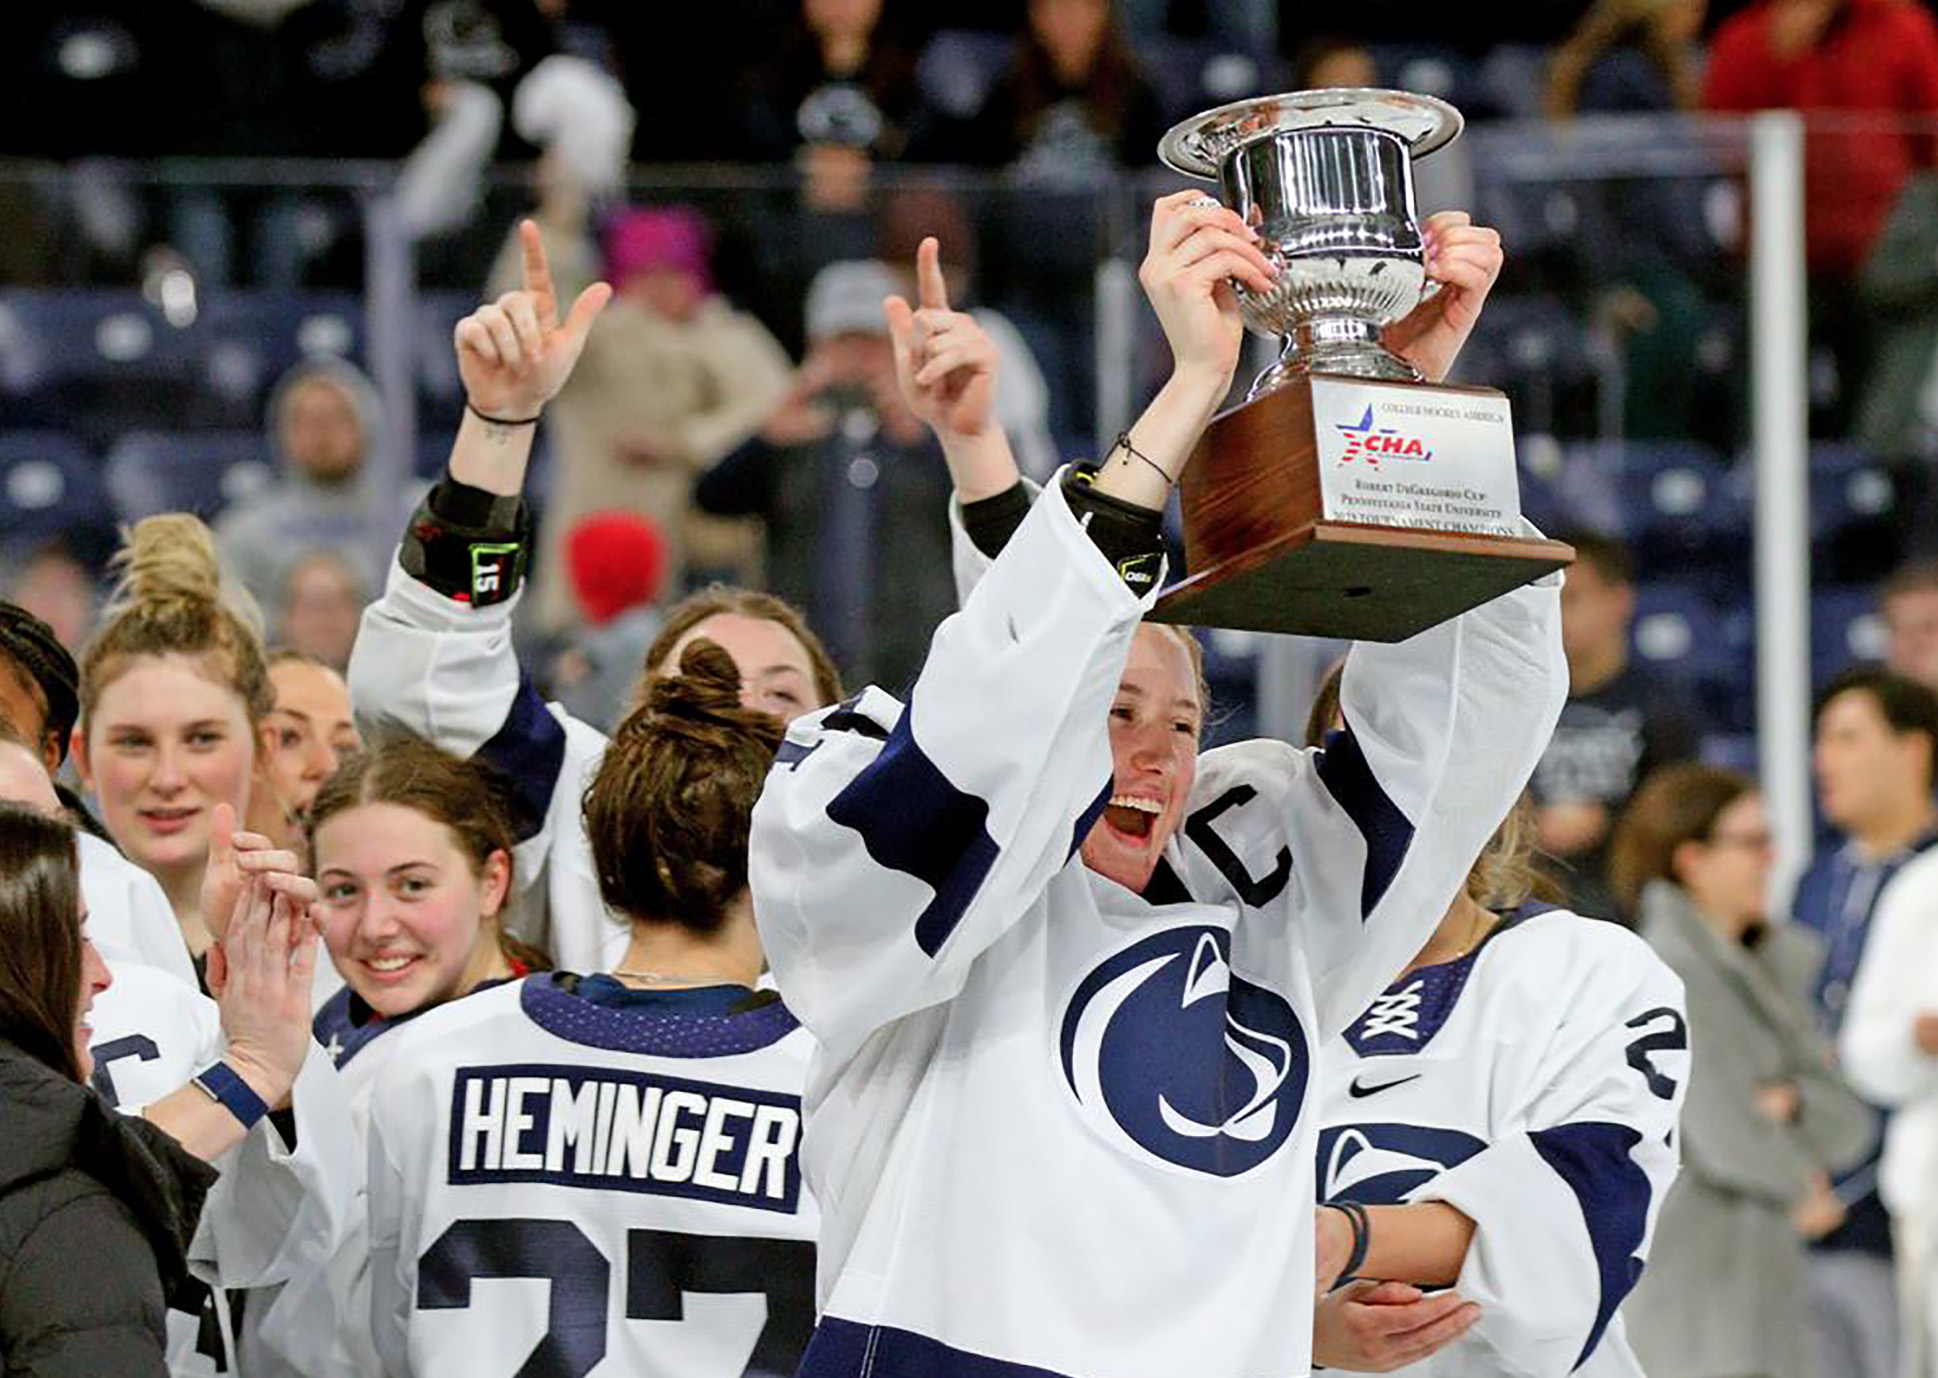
[190,1061,270,1130]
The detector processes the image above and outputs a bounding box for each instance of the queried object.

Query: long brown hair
[306,736,550,973]
[585,640,785,933]
[0,803,84,1081]
[644,585,844,708]
[1546,0,1700,118]
[1002,0,1147,146]
[82,514,274,729]
[1607,763,1753,914]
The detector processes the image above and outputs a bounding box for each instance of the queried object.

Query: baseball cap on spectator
[806,261,898,340]
[565,513,669,627]
[604,207,715,296]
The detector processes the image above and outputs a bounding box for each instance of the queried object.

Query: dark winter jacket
[0,1038,216,1378]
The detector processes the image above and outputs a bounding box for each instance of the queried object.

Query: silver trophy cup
[1159,89,1463,398]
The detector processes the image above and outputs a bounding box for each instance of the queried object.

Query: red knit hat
[564,511,668,626]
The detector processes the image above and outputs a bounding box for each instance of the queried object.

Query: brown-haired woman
[0,802,215,1378]
[357,642,818,1377]
[1306,665,1690,1375]
[348,223,843,976]
[256,648,362,848]
[72,514,280,962]
[256,735,551,1378]
[1614,764,1873,1378]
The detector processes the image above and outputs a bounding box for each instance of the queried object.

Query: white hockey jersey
[365,975,820,1378]
[248,974,528,1378]
[749,480,1566,1378]
[78,837,359,1378]
[79,829,198,989]
[1317,903,1689,1378]
[349,559,621,974]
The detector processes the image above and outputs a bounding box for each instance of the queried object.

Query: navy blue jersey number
[1623,1007,1689,1100]
[418,1218,814,1377]
[419,1219,610,1377]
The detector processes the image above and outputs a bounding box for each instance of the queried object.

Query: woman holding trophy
[747,158,1573,1377]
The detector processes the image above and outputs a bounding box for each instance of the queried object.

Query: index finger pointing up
[520,219,559,328]
[917,237,950,312]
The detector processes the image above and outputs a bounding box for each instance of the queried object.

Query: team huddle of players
[60,193,1692,1378]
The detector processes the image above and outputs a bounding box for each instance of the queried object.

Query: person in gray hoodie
[214,358,398,613]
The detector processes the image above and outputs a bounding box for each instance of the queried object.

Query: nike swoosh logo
[1348,1073,1422,1099]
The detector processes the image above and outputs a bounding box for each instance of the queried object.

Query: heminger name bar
[446,1063,803,1213]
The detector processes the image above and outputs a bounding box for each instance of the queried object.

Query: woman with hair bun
[74,514,280,961]
[64,514,360,1378]
[360,640,818,1378]
[350,223,844,977]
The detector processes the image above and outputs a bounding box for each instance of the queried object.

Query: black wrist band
[1062,465,1168,591]
[1324,1200,1372,1287]
[466,400,542,427]
[429,471,524,532]
[402,475,533,606]
[960,480,1032,560]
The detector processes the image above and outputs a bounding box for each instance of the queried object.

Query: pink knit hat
[603,207,714,295]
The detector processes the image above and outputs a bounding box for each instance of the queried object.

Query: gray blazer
[1625,881,1875,1378]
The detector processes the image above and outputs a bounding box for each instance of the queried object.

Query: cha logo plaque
[1058,926,1307,1177]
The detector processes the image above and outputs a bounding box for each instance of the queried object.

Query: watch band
[191,1060,270,1130]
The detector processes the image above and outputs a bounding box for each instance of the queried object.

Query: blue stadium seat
[0,290,211,435]
[1700,732,1759,777]
[199,291,363,389]
[1197,627,1261,750]
[1474,45,1551,121]
[414,291,475,414]
[1367,45,1489,112]
[0,431,113,547]
[1631,578,1755,732]
[1811,585,1888,685]
[1459,294,1598,437]
[1602,439,1746,570]
[105,431,276,523]
[1809,443,1900,583]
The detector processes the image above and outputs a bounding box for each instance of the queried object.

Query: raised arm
[752,197,1280,1057]
[347,225,616,967]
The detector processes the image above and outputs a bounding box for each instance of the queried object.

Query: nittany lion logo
[1317,1123,1487,1204]
[1058,926,1307,1178]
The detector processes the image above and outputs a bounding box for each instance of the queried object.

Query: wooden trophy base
[1150,374,1573,642]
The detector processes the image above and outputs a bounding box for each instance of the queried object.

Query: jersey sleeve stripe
[1528,1121,1652,1370]
[474,671,568,843]
[825,712,1003,959]
[1315,725,1416,919]
[1067,780,1111,863]
[801,1317,1078,1377]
